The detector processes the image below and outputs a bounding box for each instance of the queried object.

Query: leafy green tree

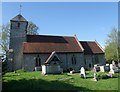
[105,27,119,63]
[105,42,118,62]
[118,30,120,61]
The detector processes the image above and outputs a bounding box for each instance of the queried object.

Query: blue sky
[2,2,118,48]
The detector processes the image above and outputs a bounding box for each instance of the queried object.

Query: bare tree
[27,21,39,35]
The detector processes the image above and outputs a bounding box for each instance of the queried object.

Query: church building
[7,14,105,72]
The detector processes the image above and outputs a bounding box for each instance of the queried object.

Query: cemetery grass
[2,71,119,91]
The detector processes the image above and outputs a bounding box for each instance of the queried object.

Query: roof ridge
[27,34,74,38]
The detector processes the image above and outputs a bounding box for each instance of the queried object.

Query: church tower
[9,14,28,71]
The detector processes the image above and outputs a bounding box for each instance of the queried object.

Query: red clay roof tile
[80,41,104,54]
[23,35,83,53]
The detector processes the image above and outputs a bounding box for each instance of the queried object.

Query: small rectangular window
[35,56,41,67]
[18,23,20,28]
[72,55,76,65]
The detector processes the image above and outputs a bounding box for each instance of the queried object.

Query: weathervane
[19,4,22,14]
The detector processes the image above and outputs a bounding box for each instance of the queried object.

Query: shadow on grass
[86,76,93,79]
[2,78,90,92]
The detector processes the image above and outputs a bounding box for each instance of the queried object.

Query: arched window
[35,55,41,67]
[72,55,76,65]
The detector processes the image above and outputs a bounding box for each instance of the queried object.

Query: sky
[2,2,118,48]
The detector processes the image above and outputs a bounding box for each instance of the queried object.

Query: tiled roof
[80,41,104,54]
[23,35,83,53]
[11,14,27,22]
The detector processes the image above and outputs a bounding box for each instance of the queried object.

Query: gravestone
[93,73,98,81]
[70,70,75,74]
[35,67,41,71]
[109,64,119,74]
[100,64,110,72]
[112,61,116,67]
[109,64,115,74]
[80,67,85,78]
[42,65,61,74]
[105,64,110,72]
[100,66,105,72]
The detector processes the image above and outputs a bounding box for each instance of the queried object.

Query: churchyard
[2,70,119,91]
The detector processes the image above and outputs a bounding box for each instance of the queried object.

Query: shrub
[112,73,119,78]
[96,72,109,79]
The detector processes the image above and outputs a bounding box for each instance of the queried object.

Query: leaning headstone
[80,67,85,78]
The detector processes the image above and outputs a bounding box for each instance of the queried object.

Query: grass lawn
[2,70,119,91]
